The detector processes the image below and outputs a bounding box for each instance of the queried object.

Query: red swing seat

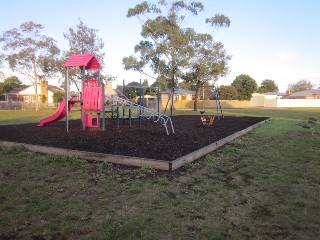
[201,116,214,126]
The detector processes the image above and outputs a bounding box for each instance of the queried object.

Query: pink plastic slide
[38,99,75,126]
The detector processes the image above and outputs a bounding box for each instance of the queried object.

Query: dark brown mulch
[0,115,268,161]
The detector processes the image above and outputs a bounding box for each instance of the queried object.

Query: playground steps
[105,95,175,135]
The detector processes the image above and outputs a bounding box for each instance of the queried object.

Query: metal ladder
[105,94,175,135]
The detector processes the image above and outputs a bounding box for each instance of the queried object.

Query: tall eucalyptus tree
[123,1,231,111]
[0,21,60,110]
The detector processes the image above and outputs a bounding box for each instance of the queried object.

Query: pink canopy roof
[63,54,101,70]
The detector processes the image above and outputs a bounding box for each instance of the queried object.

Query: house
[263,92,285,99]
[105,80,116,96]
[134,94,158,108]
[288,89,320,99]
[4,81,63,105]
[161,88,194,101]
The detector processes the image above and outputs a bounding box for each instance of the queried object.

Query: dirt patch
[0,115,268,161]
[290,130,309,137]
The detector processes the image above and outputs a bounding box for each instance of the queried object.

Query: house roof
[9,87,27,94]
[48,85,64,93]
[162,88,194,94]
[135,94,156,99]
[63,54,101,70]
[289,89,320,97]
[263,92,285,96]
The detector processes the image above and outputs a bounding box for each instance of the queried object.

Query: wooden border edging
[0,141,170,170]
[0,118,269,171]
[169,118,270,170]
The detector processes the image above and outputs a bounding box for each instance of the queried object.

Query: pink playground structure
[38,53,175,135]
[82,79,105,129]
[38,54,107,131]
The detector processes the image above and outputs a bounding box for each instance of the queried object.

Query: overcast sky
[1,0,319,92]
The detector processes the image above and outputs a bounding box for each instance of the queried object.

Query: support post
[122,79,125,124]
[116,100,119,129]
[100,69,106,131]
[65,67,69,132]
[202,84,205,110]
[129,93,132,127]
[81,66,85,125]
[139,79,142,125]
[157,83,160,114]
[215,86,223,119]
[170,87,175,117]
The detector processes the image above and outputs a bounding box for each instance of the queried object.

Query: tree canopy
[52,91,65,105]
[231,74,257,100]
[218,85,239,100]
[63,19,105,65]
[124,1,204,84]
[0,55,4,68]
[62,19,105,90]
[123,0,231,111]
[0,76,25,100]
[289,79,314,93]
[257,79,279,93]
[123,81,140,98]
[183,36,231,110]
[0,21,60,110]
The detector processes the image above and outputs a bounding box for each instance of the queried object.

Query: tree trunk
[193,81,201,111]
[33,61,39,111]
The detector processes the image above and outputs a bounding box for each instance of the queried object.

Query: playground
[0,53,269,168]
[0,115,267,161]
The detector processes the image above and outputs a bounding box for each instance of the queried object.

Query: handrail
[105,95,174,135]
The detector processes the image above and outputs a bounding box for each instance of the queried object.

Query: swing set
[197,84,223,127]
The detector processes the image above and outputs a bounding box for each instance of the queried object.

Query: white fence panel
[264,99,277,108]
[264,99,320,108]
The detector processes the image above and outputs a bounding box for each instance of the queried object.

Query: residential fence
[161,99,320,109]
[0,101,25,110]
[161,100,250,109]
[0,101,56,110]
[264,99,320,108]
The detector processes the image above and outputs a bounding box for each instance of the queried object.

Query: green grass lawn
[0,108,319,239]
[0,108,81,125]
